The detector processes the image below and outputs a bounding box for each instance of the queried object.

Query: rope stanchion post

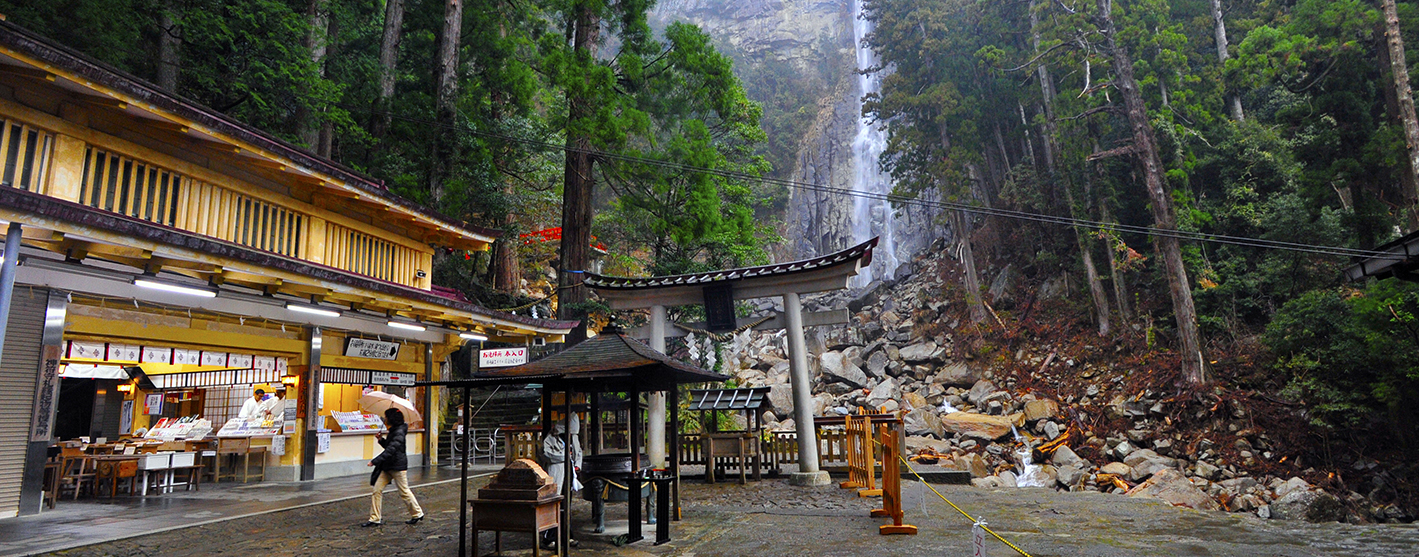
[872,421,916,535]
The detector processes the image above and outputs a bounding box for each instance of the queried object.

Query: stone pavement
[15,470,1419,557]
[1,465,499,557]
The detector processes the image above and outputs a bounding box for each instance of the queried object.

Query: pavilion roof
[477,329,727,391]
[687,387,771,412]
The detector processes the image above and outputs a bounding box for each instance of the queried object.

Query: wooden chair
[42,459,62,509]
[58,448,95,500]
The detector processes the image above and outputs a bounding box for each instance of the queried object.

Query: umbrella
[358,391,423,425]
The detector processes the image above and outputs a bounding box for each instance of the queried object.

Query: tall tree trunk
[1033,0,1109,335]
[156,1,180,93]
[1097,176,1132,323]
[1378,19,1419,221]
[372,0,404,141]
[489,24,521,295]
[429,0,463,205]
[1096,0,1206,384]
[1382,0,1419,232]
[297,0,329,152]
[951,208,988,325]
[1211,0,1244,121]
[317,15,338,158]
[557,0,602,344]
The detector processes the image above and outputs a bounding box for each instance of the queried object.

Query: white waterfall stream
[1012,424,1051,487]
[850,0,901,287]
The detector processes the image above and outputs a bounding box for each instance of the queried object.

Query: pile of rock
[695,243,1410,524]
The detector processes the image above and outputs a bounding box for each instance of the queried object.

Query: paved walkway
[10,465,1419,557]
[0,465,501,557]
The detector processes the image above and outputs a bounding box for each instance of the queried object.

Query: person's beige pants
[369,470,423,523]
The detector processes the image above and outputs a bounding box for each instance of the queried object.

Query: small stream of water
[1012,425,1051,488]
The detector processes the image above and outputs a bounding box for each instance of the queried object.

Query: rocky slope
[684,238,1415,525]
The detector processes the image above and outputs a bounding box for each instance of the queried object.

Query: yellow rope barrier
[866,433,1034,557]
[897,453,1035,557]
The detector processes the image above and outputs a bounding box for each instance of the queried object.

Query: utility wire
[383,113,1397,260]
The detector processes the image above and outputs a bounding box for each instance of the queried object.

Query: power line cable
[381,113,1396,260]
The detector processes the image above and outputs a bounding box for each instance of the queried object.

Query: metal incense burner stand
[581,453,655,538]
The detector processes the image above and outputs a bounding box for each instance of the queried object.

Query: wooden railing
[324,222,421,286]
[65,142,431,286]
[675,427,852,469]
[1,119,53,192]
[0,103,441,290]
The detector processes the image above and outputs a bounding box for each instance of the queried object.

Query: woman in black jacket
[364,408,424,527]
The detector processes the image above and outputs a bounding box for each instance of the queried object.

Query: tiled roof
[583,238,877,290]
[687,388,771,412]
[477,330,728,388]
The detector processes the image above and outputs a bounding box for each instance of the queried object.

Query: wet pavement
[1,465,499,557]
[12,467,1419,557]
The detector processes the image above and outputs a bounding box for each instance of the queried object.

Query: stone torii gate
[584,238,877,486]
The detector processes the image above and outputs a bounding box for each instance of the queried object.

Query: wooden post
[872,421,916,535]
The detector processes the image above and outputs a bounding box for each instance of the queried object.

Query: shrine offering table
[469,494,563,557]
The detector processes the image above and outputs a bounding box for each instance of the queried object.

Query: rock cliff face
[649,0,945,265]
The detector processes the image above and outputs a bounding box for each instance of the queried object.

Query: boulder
[1050,445,1084,469]
[971,476,1008,489]
[1100,462,1132,477]
[899,342,938,363]
[967,380,998,404]
[939,412,1020,440]
[1271,489,1345,522]
[1123,449,1177,481]
[1022,399,1059,422]
[998,470,1018,488]
[903,391,928,411]
[1125,468,1221,511]
[947,452,990,478]
[935,362,979,387]
[1192,461,1221,481]
[865,378,897,409]
[819,351,869,387]
[1273,477,1311,500]
[1112,440,1136,460]
[768,383,795,415]
[865,350,890,378]
[904,435,951,455]
[903,410,934,437]
[1056,464,1086,489]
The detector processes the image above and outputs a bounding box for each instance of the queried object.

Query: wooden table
[87,455,140,497]
[469,494,563,557]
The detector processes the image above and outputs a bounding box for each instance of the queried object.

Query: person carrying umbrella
[363,407,424,527]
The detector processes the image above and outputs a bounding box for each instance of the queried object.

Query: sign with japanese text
[344,337,400,360]
[30,345,62,441]
[479,347,528,368]
[371,371,415,386]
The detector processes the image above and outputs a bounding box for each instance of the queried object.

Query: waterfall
[850,0,901,287]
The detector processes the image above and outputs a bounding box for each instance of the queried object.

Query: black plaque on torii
[703,283,735,332]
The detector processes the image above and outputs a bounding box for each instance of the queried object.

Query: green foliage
[1266,282,1419,443]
